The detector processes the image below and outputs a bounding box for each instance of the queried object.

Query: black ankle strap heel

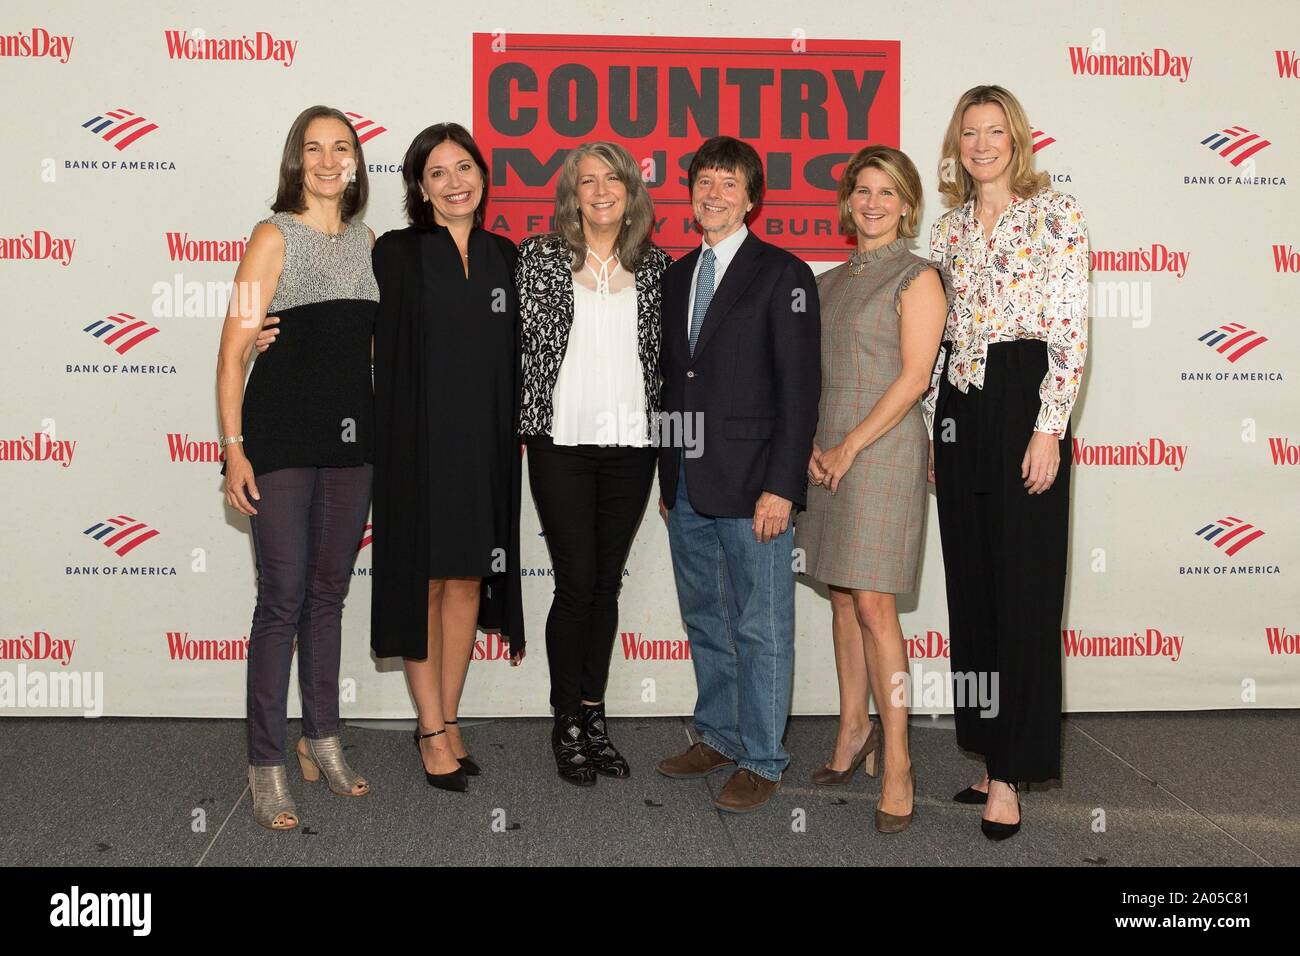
[413,727,468,792]
[980,778,1021,841]
[441,719,481,776]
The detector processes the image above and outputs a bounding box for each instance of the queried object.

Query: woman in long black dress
[369,123,525,791]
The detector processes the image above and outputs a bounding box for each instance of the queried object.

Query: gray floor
[0,712,1294,866]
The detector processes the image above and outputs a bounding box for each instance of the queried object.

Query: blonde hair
[937,85,1049,207]
[837,145,922,239]
[553,142,655,272]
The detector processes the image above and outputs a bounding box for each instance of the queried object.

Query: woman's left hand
[1021,431,1061,494]
[510,646,526,667]
[818,442,858,495]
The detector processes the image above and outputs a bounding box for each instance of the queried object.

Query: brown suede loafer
[712,768,780,813]
[656,741,736,779]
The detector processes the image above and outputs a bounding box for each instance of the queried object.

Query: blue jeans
[667,459,795,780]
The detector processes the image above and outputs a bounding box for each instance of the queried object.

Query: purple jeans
[245,465,372,765]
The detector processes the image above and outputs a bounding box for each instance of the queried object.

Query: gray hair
[552,141,656,272]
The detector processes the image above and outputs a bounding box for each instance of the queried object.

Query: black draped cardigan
[369,226,525,658]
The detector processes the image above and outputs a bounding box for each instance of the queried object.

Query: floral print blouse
[922,188,1089,437]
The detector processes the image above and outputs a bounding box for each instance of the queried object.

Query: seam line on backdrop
[1066,720,1272,865]
[687,719,744,858]
[194,786,249,867]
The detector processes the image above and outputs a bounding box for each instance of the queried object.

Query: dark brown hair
[401,123,490,229]
[687,136,765,210]
[272,105,368,221]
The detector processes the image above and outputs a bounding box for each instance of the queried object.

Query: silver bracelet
[219,435,245,448]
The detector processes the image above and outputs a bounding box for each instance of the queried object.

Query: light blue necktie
[688,247,715,357]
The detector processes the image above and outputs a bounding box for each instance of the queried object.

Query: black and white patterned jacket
[516,233,673,439]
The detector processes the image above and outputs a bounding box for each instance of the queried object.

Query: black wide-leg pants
[933,339,1071,783]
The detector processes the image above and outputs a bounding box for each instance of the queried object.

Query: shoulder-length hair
[937,85,1050,207]
[552,142,655,272]
[272,105,369,221]
[837,145,923,239]
[400,123,490,229]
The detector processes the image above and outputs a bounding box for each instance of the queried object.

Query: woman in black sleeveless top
[216,106,377,830]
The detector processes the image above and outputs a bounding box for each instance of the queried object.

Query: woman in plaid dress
[795,145,946,833]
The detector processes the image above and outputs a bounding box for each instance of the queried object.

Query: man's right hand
[254,315,280,353]
[807,443,826,487]
[658,497,668,524]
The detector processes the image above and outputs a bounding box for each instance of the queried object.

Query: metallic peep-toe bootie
[297,736,370,797]
[248,764,299,831]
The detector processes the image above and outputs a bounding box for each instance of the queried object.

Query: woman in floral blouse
[923,84,1089,841]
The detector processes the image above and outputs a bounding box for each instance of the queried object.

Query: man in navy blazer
[654,136,820,812]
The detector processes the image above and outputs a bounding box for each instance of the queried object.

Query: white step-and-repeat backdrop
[2,1,1296,718]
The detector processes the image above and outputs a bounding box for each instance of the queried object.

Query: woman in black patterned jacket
[516,141,672,786]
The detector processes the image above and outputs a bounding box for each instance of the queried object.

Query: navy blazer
[658,230,821,518]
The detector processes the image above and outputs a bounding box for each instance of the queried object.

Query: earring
[624,216,631,226]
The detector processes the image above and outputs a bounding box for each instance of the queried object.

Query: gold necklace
[847,248,875,277]
[847,238,900,277]
[446,226,470,260]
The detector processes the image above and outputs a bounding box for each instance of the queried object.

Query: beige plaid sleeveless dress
[795,238,936,593]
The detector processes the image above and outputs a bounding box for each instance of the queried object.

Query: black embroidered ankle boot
[552,710,596,787]
[581,702,630,778]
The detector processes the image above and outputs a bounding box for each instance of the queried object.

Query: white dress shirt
[687,224,749,345]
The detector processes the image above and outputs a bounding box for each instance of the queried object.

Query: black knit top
[229,213,380,476]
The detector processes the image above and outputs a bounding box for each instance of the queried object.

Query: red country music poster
[471,33,900,260]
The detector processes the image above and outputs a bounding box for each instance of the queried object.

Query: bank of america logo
[81,107,159,150]
[1031,129,1055,153]
[1200,126,1271,166]
[1197,322,1268,363]
[82,313,159,354]
[84,514,159,556]
[345,111,386,144]
[1194,516,1264,557]
[357,523,373,551]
